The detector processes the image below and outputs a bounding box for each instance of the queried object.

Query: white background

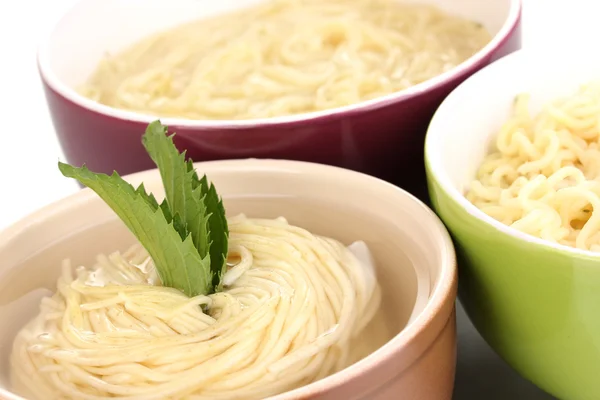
[0,0,592,230]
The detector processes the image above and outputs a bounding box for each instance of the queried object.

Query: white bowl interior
[0,160,454,398]
[426,50,600,198]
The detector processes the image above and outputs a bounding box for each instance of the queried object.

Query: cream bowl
[0,159,457,400]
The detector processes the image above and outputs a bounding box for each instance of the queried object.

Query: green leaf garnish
[142,122,211,260]
[187,162,229,290]
[57,164,212,296]
[58,120,229,297]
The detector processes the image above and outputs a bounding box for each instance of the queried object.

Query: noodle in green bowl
[426,49,600,400]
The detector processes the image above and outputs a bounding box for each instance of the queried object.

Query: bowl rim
[37,0,522,129]
[0,159,457,400]
[424,49,600,261]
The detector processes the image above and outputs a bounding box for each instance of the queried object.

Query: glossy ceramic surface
[0,159,457,400]
[425,50,600,400]
[37,0,522,200]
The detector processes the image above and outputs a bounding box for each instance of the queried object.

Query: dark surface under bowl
[454,301,556,400]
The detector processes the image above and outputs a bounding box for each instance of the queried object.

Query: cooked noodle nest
[10,215,381,400]
[467,81,600,251]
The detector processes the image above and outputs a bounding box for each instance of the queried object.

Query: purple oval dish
[38,0,522,199]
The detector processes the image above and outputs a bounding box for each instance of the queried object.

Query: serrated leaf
[58,162,211,297]
[135,183,159,210]
[143,121,229,292]
[142,121,210,260]
[197,173,229,290]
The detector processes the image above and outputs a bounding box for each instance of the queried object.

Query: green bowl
[425,50,600,400]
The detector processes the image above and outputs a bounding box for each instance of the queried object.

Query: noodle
[79,0,491,120]
[467,82,600,251]
[10,214,381,400]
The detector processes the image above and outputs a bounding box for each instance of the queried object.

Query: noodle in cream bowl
[0,122,457,400]
[38,0,521,198]
[425,50,600,399]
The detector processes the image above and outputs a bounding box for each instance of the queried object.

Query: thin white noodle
[79,0,490,120]
[467,82,600,251]
[10,215,381,399]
